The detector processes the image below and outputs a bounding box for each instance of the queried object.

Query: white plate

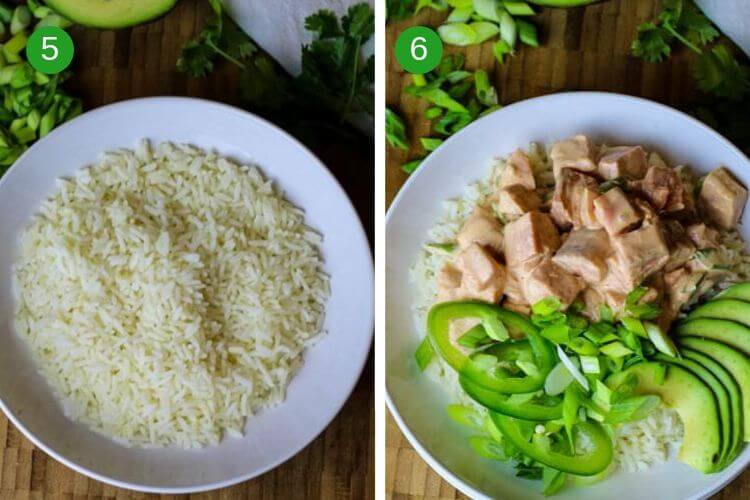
[0,97,373,493]
[386,92,750,500]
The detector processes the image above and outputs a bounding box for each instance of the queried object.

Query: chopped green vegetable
[540,323,570,344]
[533,297,562,316]
[545,361,574,395]
[567,337,598,356]
[437,22,477,46]
[556,345,589,391]
[694,45,750,101]
[401,158,423,174]
[620,317,648,338]
[600,341,633,358]
[420,137,443,151]
[580,355,600,374]
[499,10,517,49]
[386,108,409,150]
[457,324,492,348]
[414,335,434,371]
[605,395,661,424]
[446,404,486,431]
[542,466,567,495]
[469,435,508,460]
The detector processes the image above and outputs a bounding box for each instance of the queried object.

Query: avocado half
[607,362,722,473]
[45,0,178,29]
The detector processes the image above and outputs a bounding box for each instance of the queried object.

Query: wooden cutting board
[0,0,373,498]
[386,1,750,498]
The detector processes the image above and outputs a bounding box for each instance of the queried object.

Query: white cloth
[696,0,750,57]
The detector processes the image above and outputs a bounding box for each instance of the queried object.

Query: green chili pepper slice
[427,301,556,393]
[490,412,614,476]
[460,374,563,420]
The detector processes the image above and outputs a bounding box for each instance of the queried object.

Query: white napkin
[224,0,374,134]
[696,0,750,57]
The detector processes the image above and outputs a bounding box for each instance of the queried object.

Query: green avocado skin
[606,362,722,474]
[681,348,744,461]
[45,0,178,29]
[680,337,750,442]
[655,353,738,468]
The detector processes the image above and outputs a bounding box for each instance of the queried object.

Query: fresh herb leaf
[694,45,750,101]
[631,22,672,63]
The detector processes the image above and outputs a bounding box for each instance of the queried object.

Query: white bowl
[386,92,750,500]
[0,97,373,493]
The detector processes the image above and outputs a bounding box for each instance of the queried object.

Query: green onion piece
[412,74,427,86]
[516,18,539,47]
[424,107,443,119]
[599,304,614,322]
[469,436,508,460]
[473,0,500,21]
[504,1,535,16]
[599,341,633,358]
[448,0,473,7]
[644,321,679,357]
[415,0,449,13]
[620,317,648,338]
[26,109,40,131]
[492,39,512,64]
[414,335,434,371]
[425,242,456,254]
[583,322,618,345]
[562,384,582,447]
[447,6,474,23]
[438,23,478,46]
[0,3,12,24]
[39,108,56,137]
[474,69,498,107]
[580,355,600,374]
[540,323,570,344]
[10,6,30,35]
[10,64,33,89]
[544,361,573,395]
[445,70,473,83]
[499,10,517,48]
[420,137,443,151]
[625,286,648,305]
[469,21,500,43]
[4,31,27,56]
[446,404,486,431]
[35,14,73,29]
[457,324,491,348]
[605,395,661,424]
[479,104,501,117]
[557,345,589,391]
[406,86,469,113]
[542,467,566,495]
[385,108,409,150]
[516,359,540,377]
[401,158,423,175]
[567,337,598,355]
[27,0,53,19]
[12,124,34,144]
[532,296,562,316]
[592,379,611,410]
[619,327,642,356]
[0,63,18,84]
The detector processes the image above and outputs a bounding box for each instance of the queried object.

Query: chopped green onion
[10,6,31,35]
[580,355,600,374]
[544,361,574,395]
[557,345,589,391]
[469,21,500,43]
[412,74,427,86]
[605,395,661,424]
[414,336,434,371]
[446,404,486,431]
[457,324,491,348]
[499,10,517,48]
[516,18,539,47]
[469,436,508,460]
[540,323,570,344]
[492,39,512,64]
[599,304,614,322]
[425,242,456,254]
[447,6,474,23]
[405,86,469,113]
[592,379,611,410]
[599,341,633,358]
[424,107,443,119]
[567,337,598,356]
[473,0,500,21]
[420,137,443,151]
[584,322,618,344]
[644,321,679,357]
[542,467,566,495]
[438,23,478,46]
[401,158,423,175]
[620,317,648,338]
[532,296,561,316]
[474,69,497,107]
[385,108,409,150]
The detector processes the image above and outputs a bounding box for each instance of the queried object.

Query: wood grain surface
[0,1,374,499]
[386,1,749,498]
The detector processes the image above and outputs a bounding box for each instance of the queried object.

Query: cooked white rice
[13,141,330,448]
[409,142,750,471]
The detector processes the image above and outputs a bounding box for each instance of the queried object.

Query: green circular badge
[395,26,443,74]
[26,27,74,75]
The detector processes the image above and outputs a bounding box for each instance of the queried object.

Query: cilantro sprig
[178,1,374,136]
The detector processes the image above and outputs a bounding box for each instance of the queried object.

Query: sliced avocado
[654,353,736,467]
[717,282,750,302]
[606,362,722,473]
[681,348,744,460]
[680,337,750,442]
[686,299,750,328]
[673,319,750,355]
[45,0,178,29]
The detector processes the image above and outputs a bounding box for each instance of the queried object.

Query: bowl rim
[0,96,374,494]
[385,90,750,500]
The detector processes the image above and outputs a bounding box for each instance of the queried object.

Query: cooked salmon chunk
[552,228,611,283]
[685,223,720,249]
[699,167,748,229]
[500,149,536,190]
[504,211,561,266]
[593,187,642,236]
[437,243,507,303]
[456,206,504,254]
[611,223,670,288]
[497,185,542,215]
[597,146,648,180]
[521,257,585,308]
[635,164,693,213]
[550,135,597,179]
[550,170,601,230]
[661,219,696,272]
